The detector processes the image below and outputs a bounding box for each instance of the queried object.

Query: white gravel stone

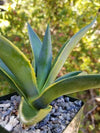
[35,129,41,133]
[5,124,13,131]
[5,116,19,131]
[0,103,10,108]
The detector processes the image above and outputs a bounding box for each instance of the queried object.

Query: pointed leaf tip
[27,23,42,73]
[37,24,52,90]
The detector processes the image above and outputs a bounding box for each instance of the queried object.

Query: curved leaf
[42,18,96,90]
[0,35,38,100]
[0,59,27,99]
[19,97,52,125]
[32,74,100,109]
[27,23,42,72]
[55,71,82,82]
[0,59,16,80]
[37,25,52,90]
[0,69,24,97]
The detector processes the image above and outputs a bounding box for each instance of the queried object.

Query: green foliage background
[0,0,100,132]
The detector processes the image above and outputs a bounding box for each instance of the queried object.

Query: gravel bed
[0,95,82,133]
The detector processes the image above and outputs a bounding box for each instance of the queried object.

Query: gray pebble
[2,109,12,119]
[74,100,82,106]
[52,126,62,133]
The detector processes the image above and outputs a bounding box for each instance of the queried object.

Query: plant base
[0,93,84,133]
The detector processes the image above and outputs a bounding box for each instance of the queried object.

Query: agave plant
[0,18,100,125]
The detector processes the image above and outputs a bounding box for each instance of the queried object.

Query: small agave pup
[0,18,100,126]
